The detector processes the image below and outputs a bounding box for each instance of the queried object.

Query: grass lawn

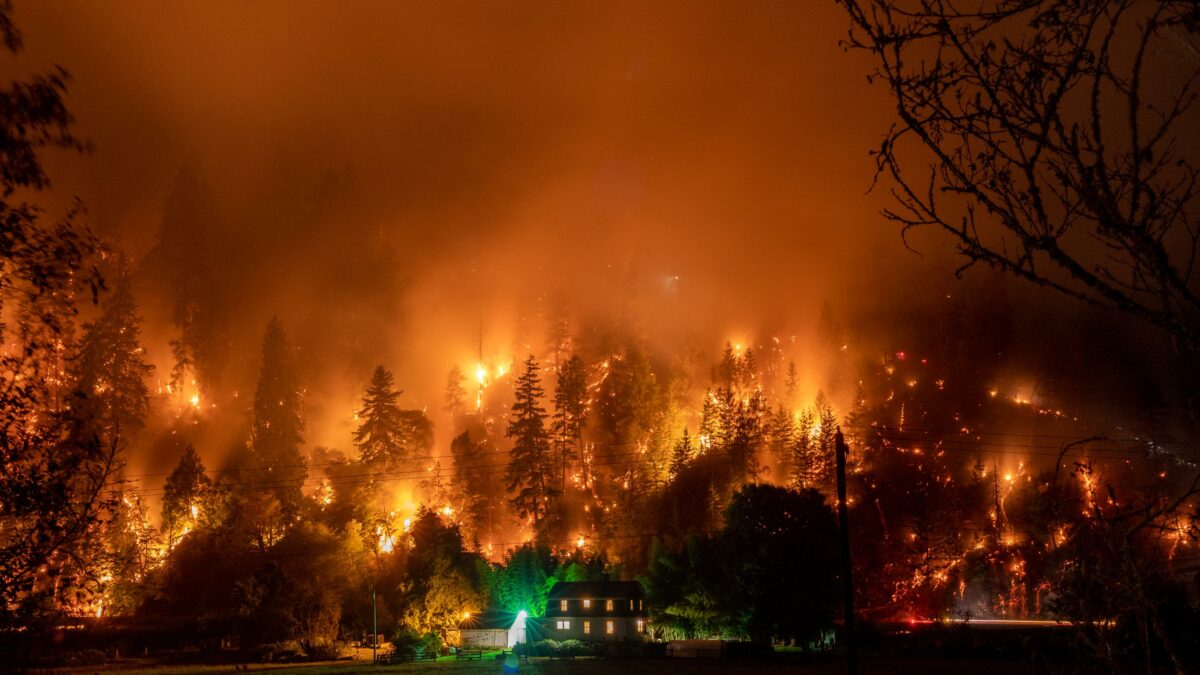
[79,653,1080,675]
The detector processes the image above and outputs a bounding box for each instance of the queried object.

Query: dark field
[53,654,1091,675]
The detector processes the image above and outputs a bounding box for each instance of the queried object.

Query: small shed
[453,610,527,649]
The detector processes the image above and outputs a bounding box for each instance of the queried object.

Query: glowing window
[583,620,591,634]
[637,619,645,633]
[582,599,591,608]
[629,599,633,610]
[638,599,643,610]
[605,599,614,611]
[559,600,567,611]
[606,620,615,635]
[556,620,570,630]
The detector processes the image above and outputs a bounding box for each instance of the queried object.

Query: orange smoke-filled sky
[6,0,1127,480]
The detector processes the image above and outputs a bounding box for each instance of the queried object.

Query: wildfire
[377,526,395,553]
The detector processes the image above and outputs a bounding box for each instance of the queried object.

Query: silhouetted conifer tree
[505,355,556,529]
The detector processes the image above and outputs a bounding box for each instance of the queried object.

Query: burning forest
[2,1,1200,673]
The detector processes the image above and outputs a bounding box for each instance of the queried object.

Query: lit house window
[559,600,567,611]
[556,620,571,630]
[605,599,614,611]
[583,620,591,634]
[606,620,615,635]
[638,599,643,610]
[582,599,591,608]
[637,619,645,633]
[629,599,633,610]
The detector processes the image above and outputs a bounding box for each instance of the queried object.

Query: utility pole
[835,428,858,675]
[372,583,378,664]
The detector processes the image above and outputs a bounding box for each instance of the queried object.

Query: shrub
[390,626,442,656]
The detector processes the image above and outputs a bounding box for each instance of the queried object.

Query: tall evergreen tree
[785,360,799,404]
[596,343,660,451]
[248,317,306,518]
[551,354,587,491]
[505,355,556,528]
[449,430,490,540]
[354,365,405,464]
[161,445,212,544]
[715,342,738,387]
[791,407,816,489]
[444,365,467,420]
[766,405,795,481]
[669,428,695,480]
[815,392,838,473]
[70,267,154,446]
[146,166,227,395]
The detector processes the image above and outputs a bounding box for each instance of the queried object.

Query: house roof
[546,580,644,599]
[459,609,518,630]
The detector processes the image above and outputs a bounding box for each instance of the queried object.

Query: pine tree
[420,461,453,513]
[791,407,815,489]
[785,360,799,404]
[70,266,155,446]
[162,445,212,544]
[698,389,721,450]
[716,342,738,387]
[146,166,226,395]
[844,380,871,451]
[740,347,758,388]
[444,365,467,420]
[596,344,659,450]
[505,355,556,528]
[792,392,838,491]
[449,429,491,540]
[766,405,795,481]
[551,354,588,491]
[354,365,405,464]
[669,428,694,479]
[248,317,306,518]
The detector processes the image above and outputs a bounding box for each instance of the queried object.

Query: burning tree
[551,353,588,491]
[354,365,407,464]
[505,355,557,535]
[161,445,212,547]
[246,317,306,519]
[69,264,154,451]
[444,365,467,421]
[0,0,115,625]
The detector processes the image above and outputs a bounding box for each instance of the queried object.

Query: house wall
[545,615,647,642]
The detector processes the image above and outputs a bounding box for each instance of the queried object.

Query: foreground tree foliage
[0,0,111,626]
[842,2,1200,669]
[641,484,839,645]
[841,0,1200,350]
